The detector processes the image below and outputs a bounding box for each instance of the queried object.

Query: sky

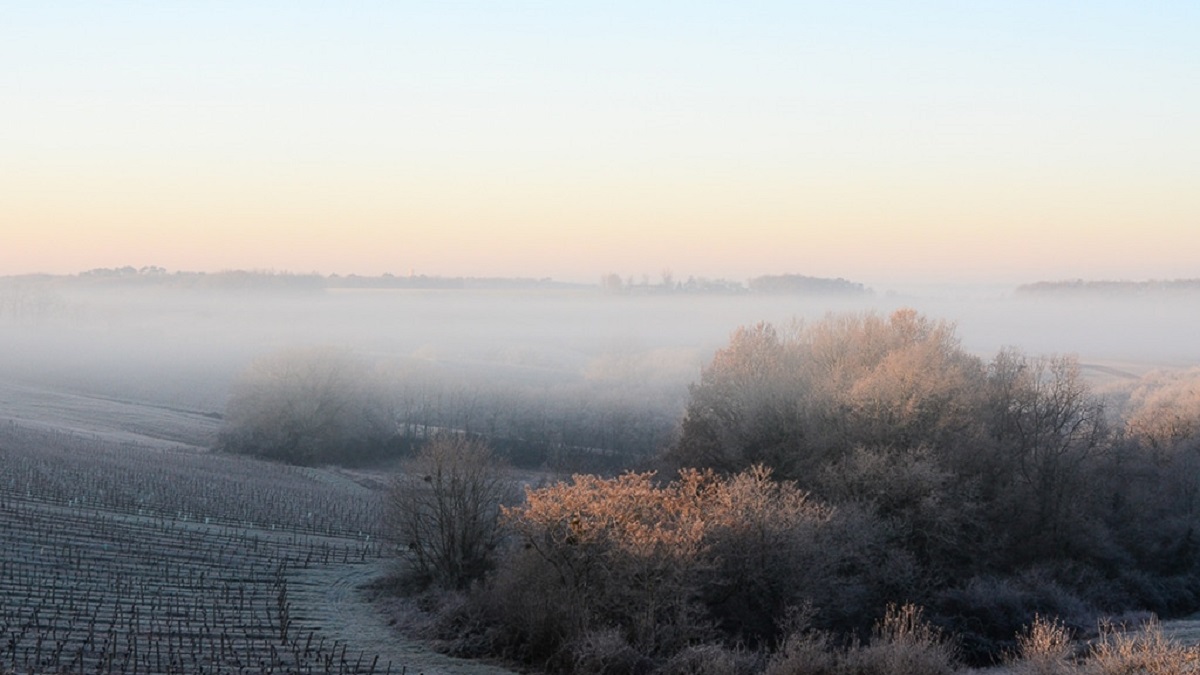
[3,2,1198,286]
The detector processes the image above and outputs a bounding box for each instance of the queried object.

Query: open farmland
[0,382,222,451]
[0,424,408,675]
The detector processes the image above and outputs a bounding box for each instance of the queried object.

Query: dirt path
[290,560,519,675]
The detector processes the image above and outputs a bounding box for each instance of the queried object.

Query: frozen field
[0,418,512,675]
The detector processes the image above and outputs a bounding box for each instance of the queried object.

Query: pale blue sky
[3,2,1198,284]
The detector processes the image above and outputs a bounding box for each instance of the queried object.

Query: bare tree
[987,349,1109,556]
[388,434,515,589]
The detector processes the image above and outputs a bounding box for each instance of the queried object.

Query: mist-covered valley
[6,271,1200,674]
[4,274,1197,435]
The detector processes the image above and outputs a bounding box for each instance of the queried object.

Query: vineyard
[0,424,403,675]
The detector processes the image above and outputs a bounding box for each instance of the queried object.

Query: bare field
[0,381,221,451]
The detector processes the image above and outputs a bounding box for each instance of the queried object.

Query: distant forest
[1017,278,1200,296]
[600,272,871,296]
[2,267,873,296]
[35,268,1200,299]
[2,266,579,292]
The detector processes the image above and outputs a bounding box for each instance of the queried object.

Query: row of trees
[382,310,1200,672]
[1017,278,1200,296]
[599,272,869,296]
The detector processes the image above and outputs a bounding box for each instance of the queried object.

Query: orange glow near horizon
[3,4,1198,286]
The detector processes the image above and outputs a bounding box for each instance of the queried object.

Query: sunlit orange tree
[492,466,870,662]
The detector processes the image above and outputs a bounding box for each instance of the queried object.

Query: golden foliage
[501,466,830,655]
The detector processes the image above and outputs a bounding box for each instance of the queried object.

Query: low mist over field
[2,270,1198,408]
[0,268,1197,465]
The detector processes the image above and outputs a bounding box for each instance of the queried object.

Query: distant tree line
[600,272,871,296]
[7,267,874,297]
[10,267,583,292]
[746,274,870,295]
[76,267,327,292]
[327,274,580,290]
[1017,278,1200,296]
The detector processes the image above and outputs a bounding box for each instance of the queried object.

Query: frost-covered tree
[219,346,395,464]
[669,310,987,482]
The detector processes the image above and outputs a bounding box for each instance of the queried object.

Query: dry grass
[765,604,957,675]
[1087,617,1200,674]
[764,630,840,675]
[1007,615,1076,675]
[847,603,959,675]
[658,643,762,675]
[998,615,1200,675]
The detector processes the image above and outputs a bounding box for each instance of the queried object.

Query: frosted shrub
[766,604,956,675]
[846,603,958,675]
[1008,615,1075,675]
[763,630,840,675]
